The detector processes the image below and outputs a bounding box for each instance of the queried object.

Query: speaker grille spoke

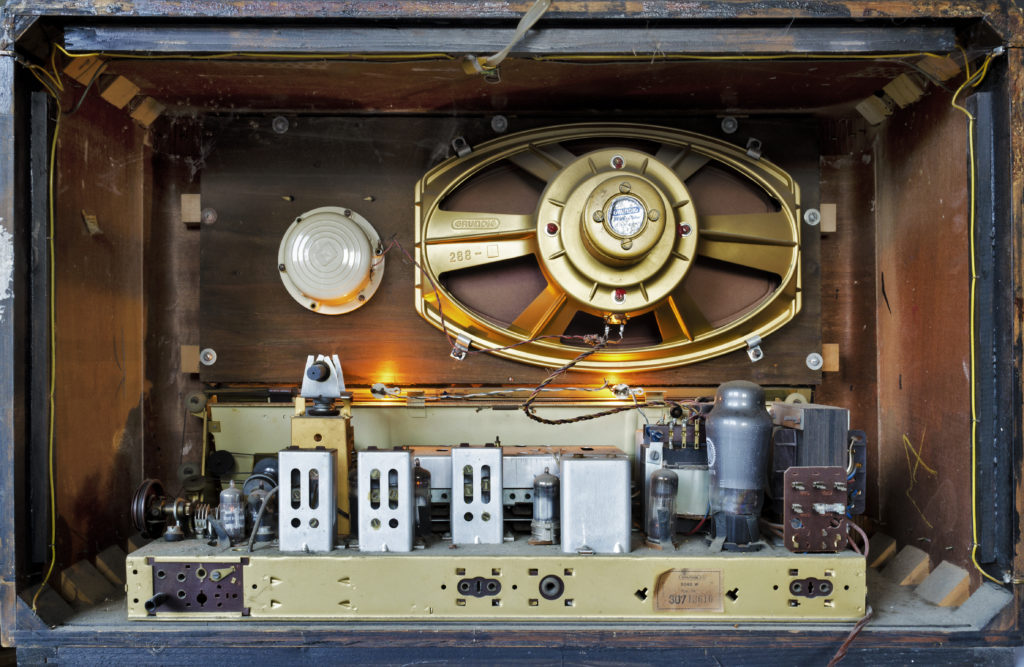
[699,211,797,247]
[654,143,710,181]
[655,289,713,343]
[510,284,575,339]
[508,142,577,182]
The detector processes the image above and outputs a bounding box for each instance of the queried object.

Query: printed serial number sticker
[654,569,723,612]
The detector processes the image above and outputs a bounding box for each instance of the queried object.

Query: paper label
[653,569,723,612]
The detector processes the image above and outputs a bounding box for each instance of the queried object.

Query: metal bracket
[300,354,346,398]
[745,335,764,363]
[611,383,644,399]
[745,137,763,159]
[370,383,402,398]
[451,136,472,157]
[450,333,471,361]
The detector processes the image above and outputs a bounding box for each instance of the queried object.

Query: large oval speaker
[414,123,801,372]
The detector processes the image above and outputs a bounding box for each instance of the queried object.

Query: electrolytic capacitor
[413,458,432,538]
[646,467,679,549]
[529,467,559,545]
[219,480,246,542]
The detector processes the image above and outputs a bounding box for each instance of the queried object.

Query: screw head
[806,352,824,370]
[649,209,660,222]
[490,115,509,133]
[545,222,559,235]
[804,208,822,226]
[201,208,218,225]
[618,182,631,194]
[271,115,290,134]
[199,348,217,366]
[721,116,739,134]
[278,263,286,271]
[613,288,627,303]
[593,210,605,223]
[678,223,692,237]
[610,155,625,169]
[621,240,633,250]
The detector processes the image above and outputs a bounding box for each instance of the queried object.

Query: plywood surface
[816,151,880,517]
[874,90,974,586]
[55,95,147,566]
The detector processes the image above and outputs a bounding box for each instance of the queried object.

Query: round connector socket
[539,574,565,600]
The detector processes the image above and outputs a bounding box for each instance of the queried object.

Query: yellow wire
[24,42,67,613]
[950,54,1005,586]
[50,42,954,66]
[956,44,972,81]
[30,108,60,613]
[531,52,944,62]
[53,43,453,62]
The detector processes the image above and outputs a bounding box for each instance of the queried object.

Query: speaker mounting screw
[200,348,217,366]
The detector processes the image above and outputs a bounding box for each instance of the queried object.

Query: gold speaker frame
[414,123,801,372]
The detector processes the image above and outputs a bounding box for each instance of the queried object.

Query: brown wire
[827,605,874,667]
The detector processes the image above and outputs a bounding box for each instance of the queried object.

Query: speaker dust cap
[278,206,383,314]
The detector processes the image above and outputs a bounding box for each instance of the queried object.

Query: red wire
[686,511,709,535]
